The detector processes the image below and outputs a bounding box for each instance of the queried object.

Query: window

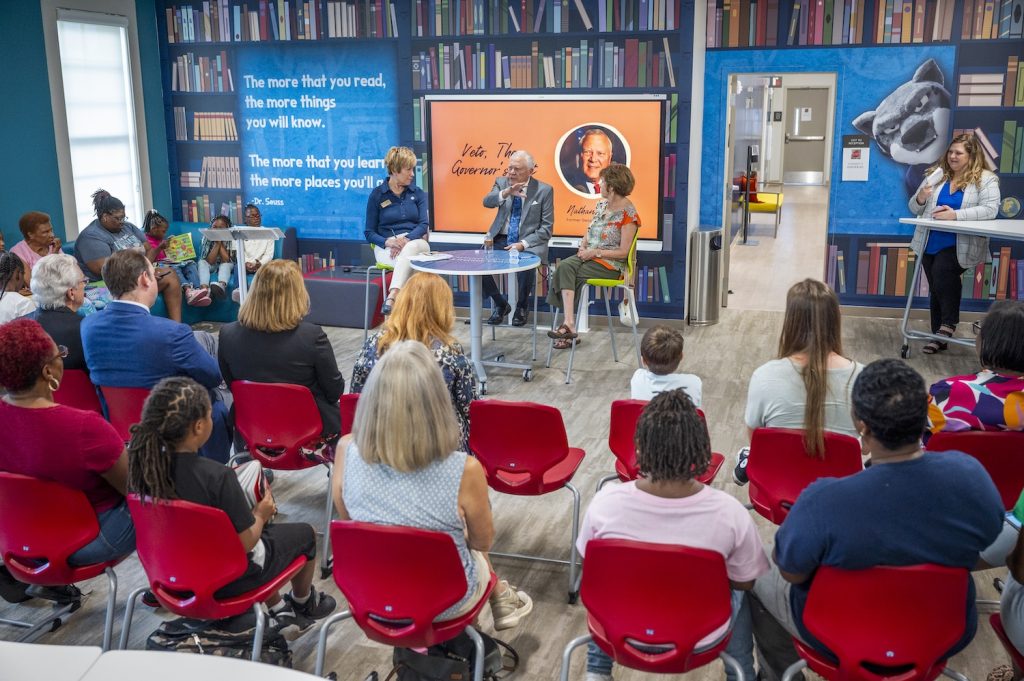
[55,11,144,233]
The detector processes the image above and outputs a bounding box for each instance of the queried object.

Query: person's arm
[1008,529,1024,582]
[75,233,112,279]
[313,326,345,403]
[908,179,933,216]
[482,180,505,209]
[364,191,388,248]
[169,323,223,389]
[955,173,1001,221]
[522,185,554,250]
[238,488,275,552]
[404,189,430,242]
[330,435,353,520]
[449,349,478,443]
[98,450,130,495]
[458,457,495,552]
[216,328,235,389]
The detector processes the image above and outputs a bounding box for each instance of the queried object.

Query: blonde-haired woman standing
[218,259,344,444]
[909,133,1000,354]
[351,272,476,451]
[332,340,531,628]
[365,146,431,315]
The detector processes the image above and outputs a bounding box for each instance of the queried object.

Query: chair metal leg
[321,464,334,579]
[251,602,265,662]
[531,281,539,362]
[1,599,77,643]
[625,288,641,366]
[781,659,807,681]
[545,308,560,368]
[119,585,149,649]
[101,567,118,651]
[565,293,587,384]
[465,625,487,681]
[595,473,618,492]
[566,481,581,603]
[603,294,618,362]
[719,652,745,681]
[363,267,373,341]
[315,609,354,677]
[559,634,593,681]
[941,669,970,681]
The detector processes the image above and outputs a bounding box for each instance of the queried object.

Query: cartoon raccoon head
[852,59,951,166]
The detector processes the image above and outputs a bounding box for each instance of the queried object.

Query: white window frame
[41,0,154,238]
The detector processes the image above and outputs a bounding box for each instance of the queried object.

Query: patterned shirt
[585,200,640,273]
[350,332,478,451]
[928,369,1024,434]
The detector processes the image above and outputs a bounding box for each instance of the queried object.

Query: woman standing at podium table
[908,133,1000,354]
[364,146,430,316]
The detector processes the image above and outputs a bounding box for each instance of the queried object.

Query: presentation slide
[236,43,398,239]
[427,97,663,240]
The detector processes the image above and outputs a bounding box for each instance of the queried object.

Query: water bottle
[508,247,520,263]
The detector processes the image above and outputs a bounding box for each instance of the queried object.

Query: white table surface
[80,650,322,680]
[898,217,1024,240]
[0,641,101,681]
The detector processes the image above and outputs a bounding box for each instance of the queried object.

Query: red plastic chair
[559,539,744,680]
[53,369,102,414]
[120,494,306,659]
[340,392,359,436]
[597,401,725,491]
[314,521,498,679]
[991,612,1024,670]
[232,380,335,577]
[97,385,150,442]
[469,399,585,602]
[780,565,971,681]
[747,427,863,524]
[926,431,1024,509]
[0,472,125,650]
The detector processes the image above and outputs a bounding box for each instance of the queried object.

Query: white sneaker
[585,673,613,681]
[231,288,241,303]
[489,580,533,630]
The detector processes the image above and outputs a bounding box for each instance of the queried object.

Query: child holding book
[630,325,702,406]
[198,215,235,301]
[142,210,210,308]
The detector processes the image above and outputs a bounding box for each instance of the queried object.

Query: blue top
[364,178,429,248]
[774,452,1002,661]
[924,182,964,254]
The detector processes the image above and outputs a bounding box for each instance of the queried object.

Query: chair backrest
[926,430,1024,509]
[127,494,250,618]
[0,472,101,584]
[799,565,969,681]
[608,401,715,482]
[53,369,102,414]
[231,381,324,470]
[98,386,151,442]
[330,520,470,648]
[340,393,360,437]
[624,224,641,280]
[580,539,734,674]
[469,400,571,494]
[747,427,863,524]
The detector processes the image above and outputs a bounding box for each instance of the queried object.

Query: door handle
[785,134,825,142]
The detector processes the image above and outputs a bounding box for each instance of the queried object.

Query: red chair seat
[926,431,1024,509]
[98,386,151,442]
[992,613,1024,668]
[53,369,102,414]
[696,452,725,485]
[232,381,327,471]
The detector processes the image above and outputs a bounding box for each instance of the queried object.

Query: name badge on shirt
[380,200,392,208]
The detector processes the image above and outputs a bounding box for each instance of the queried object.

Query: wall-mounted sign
[842,134,870,182]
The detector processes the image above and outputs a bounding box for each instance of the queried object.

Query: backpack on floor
[146,610,292,667]
[388,630,518,681]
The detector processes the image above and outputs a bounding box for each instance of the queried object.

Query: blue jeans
[68,498,136,566]
[586,590,754,681]
[199,398,233,464]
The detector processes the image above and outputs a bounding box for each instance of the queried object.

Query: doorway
[721,72,837,312]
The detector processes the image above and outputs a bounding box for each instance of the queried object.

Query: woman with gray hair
[25,253,89,370]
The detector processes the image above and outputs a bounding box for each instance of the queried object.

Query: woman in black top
[25,253,89,371]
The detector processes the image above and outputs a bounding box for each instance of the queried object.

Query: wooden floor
[0,305,1008,678]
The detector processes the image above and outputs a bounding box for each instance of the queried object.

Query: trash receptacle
[688,227,723,326]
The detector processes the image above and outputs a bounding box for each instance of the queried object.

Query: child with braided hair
[0,252,37,323]
[127,376,337,638]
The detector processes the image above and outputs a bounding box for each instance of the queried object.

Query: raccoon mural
[852,58,952,196]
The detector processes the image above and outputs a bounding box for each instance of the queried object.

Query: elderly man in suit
[81,249,231,462]
[481,150,555,326]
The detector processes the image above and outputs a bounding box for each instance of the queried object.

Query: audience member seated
[630,325,702,406]
[128,376,337,638]
[142,210,210,308]
[73,189,184,322]
[9,211,62,272]
[198,214,234,300]
[0,252,37,323]
[229,204,276,304]
[351,272,476,451]
[748,358,1004,678]
[546,163,640,349]
[218,260,345,458]
[332,341,532,629]
[81,249,231,462]
[0,318,135,567]
[997,506,1024,681]
[929,299,1024,435]
[24,253,88,371]
[577,389,768,681]
[734,279,863,485]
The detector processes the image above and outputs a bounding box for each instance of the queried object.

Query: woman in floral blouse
[546,163,640,350]
[927,299,1024,435]
[351,272,477,451]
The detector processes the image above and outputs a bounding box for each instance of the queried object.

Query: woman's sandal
[922,324,956,355]
[552,337,581,350]
[546,323,578,340]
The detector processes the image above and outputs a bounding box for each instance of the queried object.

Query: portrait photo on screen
[557,125,630,197]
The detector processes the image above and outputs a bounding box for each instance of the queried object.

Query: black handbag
[388,630,519,681]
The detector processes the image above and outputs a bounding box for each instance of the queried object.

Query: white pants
[374,239,430,294]
[1002,574,1024,655]
[198,260,234,286]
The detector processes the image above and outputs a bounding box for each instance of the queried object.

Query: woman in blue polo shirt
[908,134,1000,354]
[364,146,430,316]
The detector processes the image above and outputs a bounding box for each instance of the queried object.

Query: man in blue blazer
[82,249,231,462]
